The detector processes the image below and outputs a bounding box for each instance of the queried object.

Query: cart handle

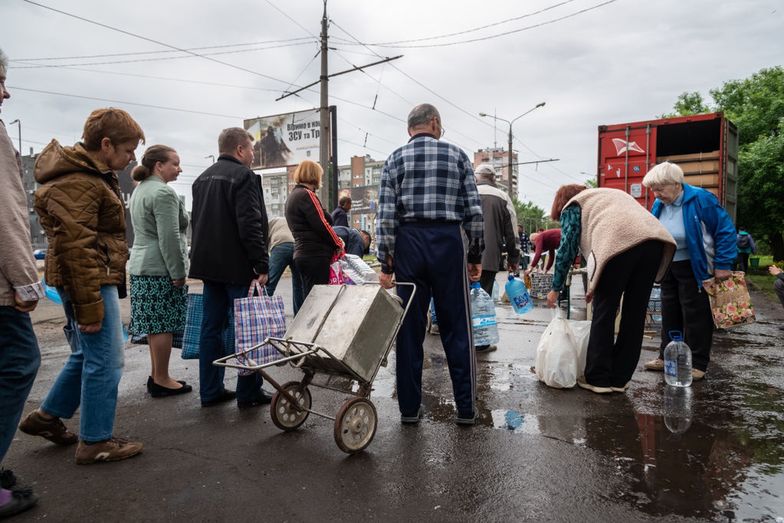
[212,347,320,371]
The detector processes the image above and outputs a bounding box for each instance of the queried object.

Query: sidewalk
[8,273,784,522]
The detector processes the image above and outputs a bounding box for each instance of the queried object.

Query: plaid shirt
[376,134,484,273]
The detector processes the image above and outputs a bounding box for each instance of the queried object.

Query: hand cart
[213,282,415,454]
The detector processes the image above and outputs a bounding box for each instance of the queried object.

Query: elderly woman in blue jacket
[642,162,737,381]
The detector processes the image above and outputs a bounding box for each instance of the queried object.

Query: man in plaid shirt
[376,103,484,426]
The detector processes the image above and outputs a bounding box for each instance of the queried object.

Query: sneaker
[692,369,706,381]
[75,438,143,465]
[237,389,273,409]
[610,382,630,393]
[475,344,498,353]
[0,469,17,489]
[18,411,78,446]
[400,405,425,424]
[576,378,613,394]
[644,358,664,371]
[456,411,477,426]
[0,487,38,519]
[200,389,237,408]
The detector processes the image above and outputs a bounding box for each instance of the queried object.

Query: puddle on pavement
[478,386,784,521]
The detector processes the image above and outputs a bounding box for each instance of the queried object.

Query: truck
[596,112,739,221]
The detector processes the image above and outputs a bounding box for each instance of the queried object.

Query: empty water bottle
[505,275,533,314]
[664,330,692,387]
[470,282,499,346]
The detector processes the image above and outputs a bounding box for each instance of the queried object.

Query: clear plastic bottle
[505,275,534,314]
[664,330,693,387]
[470,282,499,346]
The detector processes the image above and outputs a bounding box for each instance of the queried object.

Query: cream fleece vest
[566,188,676,293]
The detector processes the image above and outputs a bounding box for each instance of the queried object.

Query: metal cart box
[286,285,403,383]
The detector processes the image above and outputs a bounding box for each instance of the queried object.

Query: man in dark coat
[331,196,351,227]
[190,127,270,409]
[475,164,519,352]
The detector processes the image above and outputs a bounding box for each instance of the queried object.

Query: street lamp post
[479,102,545,197]
[204,154,215,164]
[9,119,21,153]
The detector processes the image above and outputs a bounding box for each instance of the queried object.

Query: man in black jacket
[330,195,351,227]
[190,127,270,408]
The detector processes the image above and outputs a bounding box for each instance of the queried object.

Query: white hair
[0,48,7,76]
[475,163,496,180]
[642,161,685,187]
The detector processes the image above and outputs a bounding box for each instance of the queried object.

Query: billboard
[244,109,321,169]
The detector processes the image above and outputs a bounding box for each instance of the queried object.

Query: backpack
[737,234,750,249]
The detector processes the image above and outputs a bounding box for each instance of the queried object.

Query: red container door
[598,124,656,209]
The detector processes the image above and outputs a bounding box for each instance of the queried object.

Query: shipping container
[596,112,738,221]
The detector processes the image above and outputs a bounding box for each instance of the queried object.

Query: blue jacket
[651,183,737,286]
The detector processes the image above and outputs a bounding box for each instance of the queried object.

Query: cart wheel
[270,382,312,432]
[334,398,377,454]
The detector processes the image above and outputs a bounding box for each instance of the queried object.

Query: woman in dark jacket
[284,160,344,300]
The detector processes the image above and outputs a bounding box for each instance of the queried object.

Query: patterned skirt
[129,275,187,335]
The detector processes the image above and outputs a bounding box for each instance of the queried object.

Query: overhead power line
[10,37,316,62]
[10,86,242,119]
[333,0,618,49]
[331,0,580,47]
[20,0,302,87]
[10,41,316,69]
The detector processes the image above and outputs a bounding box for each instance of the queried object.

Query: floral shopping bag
[702,271,755,329]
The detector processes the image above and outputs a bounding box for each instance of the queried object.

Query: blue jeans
[42,286,124,443]
[0,307,41,464]
[199,281,262,403]
[265,242,303,315]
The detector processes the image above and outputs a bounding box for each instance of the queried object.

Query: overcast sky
[2,0,782,211]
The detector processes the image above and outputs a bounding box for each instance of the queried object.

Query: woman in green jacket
[128,145,191,397]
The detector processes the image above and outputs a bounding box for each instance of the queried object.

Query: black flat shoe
[201,389,237,407]
[237,390,273,409]
[148,380,193,398]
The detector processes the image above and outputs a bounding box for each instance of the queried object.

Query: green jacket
[128,176,189,279]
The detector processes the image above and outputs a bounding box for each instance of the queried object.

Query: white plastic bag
[569,319,592,379]
[535,310,591,388]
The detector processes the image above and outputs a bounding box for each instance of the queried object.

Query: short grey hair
[642,161,684,187]
[0,48,8,76]
[218,127,254,154]
[475,163,496,181]
[407,104,440,130]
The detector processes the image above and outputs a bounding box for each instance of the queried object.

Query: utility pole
[319,1,330,203]
[275,2,401,209]
[10,119,21,153]
[507,125,514,197]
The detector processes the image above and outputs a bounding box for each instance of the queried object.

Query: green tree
[660,91,711,118]
[736,120,784,259]
[711,67,784,146]
[712,67,784,259]
[512,198,557,232]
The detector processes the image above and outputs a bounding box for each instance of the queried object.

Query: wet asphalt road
[6,273,784,522]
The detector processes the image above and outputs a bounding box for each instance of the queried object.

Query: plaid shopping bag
[703,272,756,329]
[181,293,235,360]
[233,282,286,374]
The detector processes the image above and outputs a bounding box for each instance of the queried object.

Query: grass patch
[746,273,777,301]
[745,256,780,301]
